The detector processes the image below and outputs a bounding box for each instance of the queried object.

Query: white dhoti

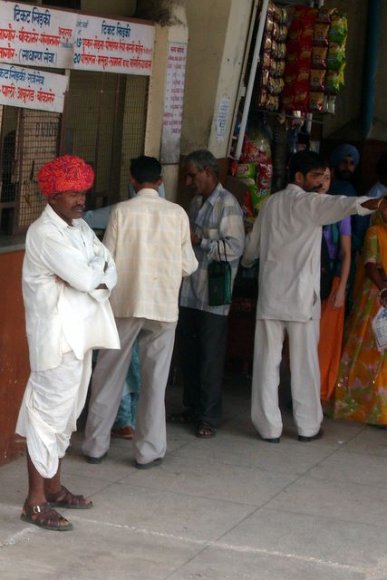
[16,350,92,478]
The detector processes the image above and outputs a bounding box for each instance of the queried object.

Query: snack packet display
[255,0,288,112]
[237,127,272,218]
[325,11,347,105]
[282,5,347,114]
[282,6,317,112]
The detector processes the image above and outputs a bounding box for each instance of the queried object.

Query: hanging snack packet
[325,67,345,94]
[314,23,330,46]
[309,91,324,112]
[328,13,348,45]
[310,69,326,91]
[327,43,346,71]
[312,46,328,68]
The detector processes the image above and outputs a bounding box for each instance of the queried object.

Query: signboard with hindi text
[73,14,153,75]
[161,42,187,164]
[0,1,154,75]
[0,63,68,112]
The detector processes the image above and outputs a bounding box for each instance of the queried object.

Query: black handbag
[208,240,232,306]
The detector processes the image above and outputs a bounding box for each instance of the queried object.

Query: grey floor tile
[220,506,387,571]
[266,476,387,527]
[167,545,368,580]
[79,481,256,542]
[341,426,387,457]
[308,450,387,487]
[172,433,335,476]
[123,454,296,506]
[0,507,202,580]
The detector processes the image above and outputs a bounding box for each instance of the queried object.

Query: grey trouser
[82,317,176,464]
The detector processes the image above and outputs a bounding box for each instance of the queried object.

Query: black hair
[183,149,220,178]
[288,151,328,182]
[130,155,162,184]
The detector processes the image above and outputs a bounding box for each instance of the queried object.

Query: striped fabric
[179,183,245,316]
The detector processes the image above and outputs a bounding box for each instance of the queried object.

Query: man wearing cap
[16,155,120,532]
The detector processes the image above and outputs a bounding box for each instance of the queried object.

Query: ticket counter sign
[0,1,154,75]
[72,14,153,75]
[0,63,68,112]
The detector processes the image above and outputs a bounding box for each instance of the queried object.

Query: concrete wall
[82,0,137,17]
[181,0,230,152]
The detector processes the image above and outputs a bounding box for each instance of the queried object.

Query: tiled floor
[1,373,386,579]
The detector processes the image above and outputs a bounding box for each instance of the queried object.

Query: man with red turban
[16,155,120,531]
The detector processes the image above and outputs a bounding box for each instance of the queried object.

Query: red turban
[37,155,94,198]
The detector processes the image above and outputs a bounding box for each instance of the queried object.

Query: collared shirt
[103,188,198,322]
[23,204,119,371]
[242,184,373,322]
[179,183,245,316]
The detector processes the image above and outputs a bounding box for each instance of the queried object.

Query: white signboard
[161,42,187,164]
[0,2,75,68]
[73,14,154,75]
[0,63,68,112]
[0,1,154,75]
[215,96,231,143]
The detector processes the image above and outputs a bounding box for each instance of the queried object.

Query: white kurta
[16,204,120,477]
[242,184,373,321]
[242,185,374,439]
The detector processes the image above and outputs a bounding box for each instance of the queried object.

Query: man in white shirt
[242,150,386,444]
[16,155,120,532]
[82,155,198,468]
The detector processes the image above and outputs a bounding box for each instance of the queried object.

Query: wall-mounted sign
[0,63,68,112]
[215,96,231,143]
[161,42,187,164]
[0,1,154,75]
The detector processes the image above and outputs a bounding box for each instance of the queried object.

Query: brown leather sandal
[21,502,73,531]
[46,485,93,509]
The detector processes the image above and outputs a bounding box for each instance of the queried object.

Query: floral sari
[333,220,387,425]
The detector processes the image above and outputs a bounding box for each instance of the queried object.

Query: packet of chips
[310,69,326,91]
[325,67,345,93]
[312,46,328,68]
[314,23,330,46]
[327,43,346,71]
[309,91,324,112]
[328,13,348,44]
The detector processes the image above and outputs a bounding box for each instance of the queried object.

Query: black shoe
[135,458,163,470]
[262,437,280,443]
[84,452,107,464]
[298,429,323,442]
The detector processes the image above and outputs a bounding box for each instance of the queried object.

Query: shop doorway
[61,70,149,210]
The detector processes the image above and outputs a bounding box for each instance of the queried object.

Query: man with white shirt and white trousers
[242,150,387,444]
[83,155,198,468]
[16,155,120,532]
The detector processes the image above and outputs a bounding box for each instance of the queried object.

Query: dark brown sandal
[21,502,73,531]
[46,485,93,509]
[196,423,216,438]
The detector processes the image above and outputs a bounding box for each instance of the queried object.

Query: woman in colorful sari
[333,204,387,426]
[318,168,352,402]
